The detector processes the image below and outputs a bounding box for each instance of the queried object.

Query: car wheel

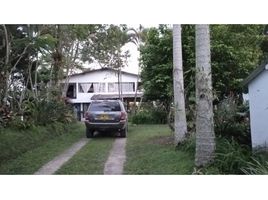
[86,127,94,138]
[120,128,127,138]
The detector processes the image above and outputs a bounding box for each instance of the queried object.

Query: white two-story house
[63,68,143,120]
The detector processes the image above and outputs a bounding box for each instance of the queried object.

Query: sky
[120,24,159,74]
[122,39,140,74]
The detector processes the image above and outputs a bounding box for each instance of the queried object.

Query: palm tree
[195,24,215,166]
[173,24,187,145]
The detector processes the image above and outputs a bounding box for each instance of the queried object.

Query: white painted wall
[64,70,140,103]
[248,69,268,148]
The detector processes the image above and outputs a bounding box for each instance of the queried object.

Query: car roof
[91,100,122,102]
[90,100,123,104]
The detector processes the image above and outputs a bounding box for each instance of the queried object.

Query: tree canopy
[140,24,267,107]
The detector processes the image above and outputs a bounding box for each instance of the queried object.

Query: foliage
[81,24,134,69]
[20,98,75,126]
[140,25,266,106]
[241,157,268,175]
[0,106,14,128]
[197,96,252,174]
[214,96,250,145]
[140,25,173,109]
[211,25,265,99]
[176,134,196,155]
[131,103,167,124]
[202,137,252,174]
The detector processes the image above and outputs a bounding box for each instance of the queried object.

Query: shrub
[131,107,167,124]
[241,158,268,175]
[239,151,268,174]
[214,96,250,145]
[203,137,252,174]
[8,115,34,130]
[176,134,196,155]
[21,98,75,126]
[131,110,153,124]
[0,106,14,128]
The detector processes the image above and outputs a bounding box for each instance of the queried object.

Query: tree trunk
[0,25,10,106]
[117,68,121,99]
[133,70,140,114]
[51,25,63,88]
[195,24,215,167]
[172,24,188,145]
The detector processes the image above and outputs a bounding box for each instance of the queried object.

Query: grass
[56,135,114,174]
[0,123,84,174]
[124,124,195,174]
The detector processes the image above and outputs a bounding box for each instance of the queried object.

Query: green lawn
[0,123,195,175]
[0,123,84,174]
[56,136,114,174]
[56,124,195,175]
[124,124,195,174]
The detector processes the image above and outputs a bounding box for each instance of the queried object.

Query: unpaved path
[104,138,127,175]
[34,138,90,175]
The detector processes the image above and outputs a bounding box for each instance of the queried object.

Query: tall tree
[195,24,215,166]
[172,24,187,145]
[140,25,173,111]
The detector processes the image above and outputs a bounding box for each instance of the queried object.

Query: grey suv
[84,100,128,138]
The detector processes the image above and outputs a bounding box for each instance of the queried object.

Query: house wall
[248,69,268,148]
[66,70,139,103]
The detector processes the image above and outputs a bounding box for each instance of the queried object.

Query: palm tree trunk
[195,24,215,167]
[173,24,188,145]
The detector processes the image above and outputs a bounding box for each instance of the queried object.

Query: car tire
[86,127,94,138]
[120,128,127,138]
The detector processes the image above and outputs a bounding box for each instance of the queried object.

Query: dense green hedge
[131,109,167,124]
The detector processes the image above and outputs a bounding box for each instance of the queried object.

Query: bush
[203,137,252,174]
[21,98,75,126]
[131,108,167,124]
[214,96,251,145]
[242,158,268,175]
[0,106,14,128]
[176,134,196,155]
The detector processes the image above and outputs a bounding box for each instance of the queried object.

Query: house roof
[69,68,138,77]
[242,60,268,87]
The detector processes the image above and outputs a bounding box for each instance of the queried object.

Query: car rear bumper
[85,120,127,131]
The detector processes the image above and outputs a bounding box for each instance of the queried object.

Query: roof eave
[241,61,268,88]
[68,68,138,78]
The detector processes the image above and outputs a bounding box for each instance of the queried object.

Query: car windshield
[89,101,121,112]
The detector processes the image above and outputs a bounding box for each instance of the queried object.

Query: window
[108,83,118,92]
[89,101,121,112]
[108,82,135,92]
[122,82,135,92]
[79,83,106,93]
[66,83,76,99]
